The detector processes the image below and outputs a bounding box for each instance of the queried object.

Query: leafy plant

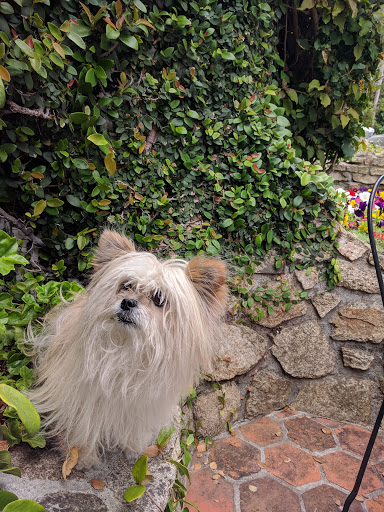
[0,0,354,282]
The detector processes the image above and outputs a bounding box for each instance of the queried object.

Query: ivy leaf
[119,33,138,50]
[340,114,350,128]
[353,44,363,61]
[319,93,331,108]
[0,384,40,437]
[33,200,47,217]
[3,499,46,511]
[347,0,357,16]
[87,133,108,146]
[287,89,298,103]
[123,485,145,503]
[156,425,176,446]
[132,456,148,484]
[104,152,116,176]
[298,0,315,10]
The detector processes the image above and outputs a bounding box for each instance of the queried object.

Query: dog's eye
[151,291,166,307]
[124,283,132,290]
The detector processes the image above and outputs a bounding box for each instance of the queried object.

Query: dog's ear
[93,230,135,267]
[186,258,228,313]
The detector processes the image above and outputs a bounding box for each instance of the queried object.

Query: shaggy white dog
[28,230,227,467]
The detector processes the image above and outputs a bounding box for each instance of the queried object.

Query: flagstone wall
[193,231,384,437]
[331,152,384,188]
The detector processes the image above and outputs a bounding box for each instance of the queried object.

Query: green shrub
[0,0,347,279]
[272,0,383,166]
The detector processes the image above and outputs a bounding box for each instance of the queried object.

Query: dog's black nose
[121,298,138,310]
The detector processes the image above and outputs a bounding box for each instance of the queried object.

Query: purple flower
[360,187,368,192]
[359,201,367,212]
[355,209,365,218]
[378,219,384,228]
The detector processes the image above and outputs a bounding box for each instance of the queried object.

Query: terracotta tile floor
[187,409,384,512]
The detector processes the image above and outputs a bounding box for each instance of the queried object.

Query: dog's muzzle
[117,298,138,325]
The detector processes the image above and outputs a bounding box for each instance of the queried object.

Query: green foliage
[0,230,83,448]
[0,0,344,279]
[274,0,384,167]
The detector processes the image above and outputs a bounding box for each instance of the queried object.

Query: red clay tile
[376,460,384,476]
[336,425,384,462]
[265,443,321,487]
[208,436,261,480]
[302,484,364,512]
[240,477,301,512]
[316,417,342,428]
[186,468,234,512]
[240,417,282,447]
[286,416,336,452]
[366,493,384,512]
[321,451,382,494]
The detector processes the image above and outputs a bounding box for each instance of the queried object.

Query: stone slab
[341,347,374,370]
[311,292,341,318]
[1,409,182,511]
[330,303,384,343]
[271,321,336,379]
[293,377,373,425]
[209,324,268,381]
[194,382,241,437]
[295,268,319,290]
[245,371,292,419]
[337,231,368,261]
[338,260,380,294]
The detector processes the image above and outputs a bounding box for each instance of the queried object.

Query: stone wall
[331,151,384,188]
[193,231,384,437]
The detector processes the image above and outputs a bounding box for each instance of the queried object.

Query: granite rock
[330,303,384,343]
[295,268,319,290]
[294,377,373,425]
[337,260,380,294]
[271,321,336,379]
[336,231,368,261]
[194,382,241,437]
[341,347,374,370]
[246,371,292,419]
[311,292,341,318]
[209,324,269,381]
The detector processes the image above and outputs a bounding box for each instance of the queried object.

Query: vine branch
[4,101,53,119]
[0,207,43,246]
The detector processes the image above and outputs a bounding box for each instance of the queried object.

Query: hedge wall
[0,0,381,280]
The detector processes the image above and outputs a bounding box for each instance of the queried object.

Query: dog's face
[87,230,228,336]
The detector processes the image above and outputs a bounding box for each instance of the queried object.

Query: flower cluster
[337,186,384,232]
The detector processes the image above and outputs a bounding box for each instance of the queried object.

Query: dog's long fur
[28,231,227,467]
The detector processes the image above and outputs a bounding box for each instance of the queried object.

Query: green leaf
[47,22,62,41]
[319,93,331,108]
[168,459,191,483]
[298,0,315,9]
[340,114,350,128]
[300,173,311,186]
[132,456,148,484]
[67,32,86,50]
[133,0,147,12]
[0,2,14,15]
[15,40,35,58]
[87,133,108,146]
[287,89,298,103]
[353,45,363,61]
[119,33,138,50]
[67,195,81,207]
[221,218,234,228]
[0,231,28,276]
[46,199,64,208]
[162,47,174,58]
[69,112,90,124]
[33,200,46,217]
[3,500,45,512]
[123,485,146,503]
[0,384,40,436]
[308,79,323,92]
[156,425,176,446]
[280,197,287,208]
[0,490,18,509]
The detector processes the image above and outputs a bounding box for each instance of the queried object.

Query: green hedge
[0,0,351,279]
